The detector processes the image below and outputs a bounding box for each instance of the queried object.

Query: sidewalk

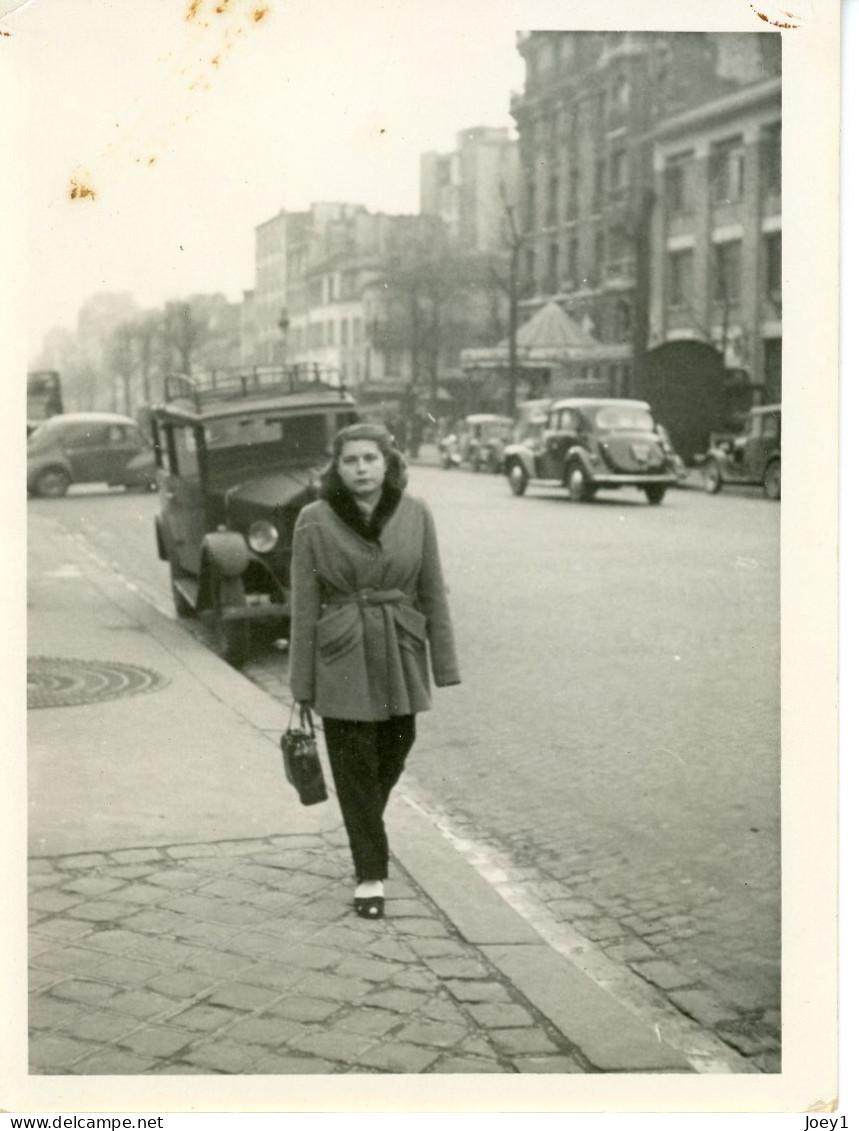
[26,510,692,1076]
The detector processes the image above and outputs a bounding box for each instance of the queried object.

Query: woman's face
[337,439,386,498]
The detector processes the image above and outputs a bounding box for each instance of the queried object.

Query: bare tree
[494,180,524,418]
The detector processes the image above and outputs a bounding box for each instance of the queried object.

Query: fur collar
[326,483,402,542]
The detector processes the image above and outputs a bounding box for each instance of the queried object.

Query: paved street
[28,458,780,1070]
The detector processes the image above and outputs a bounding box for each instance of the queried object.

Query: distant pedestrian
[289,423,460,919]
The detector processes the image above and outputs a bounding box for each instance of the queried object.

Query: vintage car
[151,365,359,666]
[438,414,513,472]
[27,412,156,497]
[703,404,781,500]
[460,414,514,473]
[502,397,679,504]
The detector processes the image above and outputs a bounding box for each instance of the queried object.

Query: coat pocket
[394,605,428,654]
[317,607,361,664]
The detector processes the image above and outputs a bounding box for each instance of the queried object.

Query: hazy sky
[16,0,529,354]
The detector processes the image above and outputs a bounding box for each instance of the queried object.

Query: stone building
[509,31,781,399]
[420,126,519,253]
[649,76,782,401]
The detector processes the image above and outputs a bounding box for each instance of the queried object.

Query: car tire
[763,458,781,501]
[703,459,723,495]
[35,467,71,498]
[212,575,251,668]
[645,484,668,505]
[507,462,529,496]
[566,463,594,503]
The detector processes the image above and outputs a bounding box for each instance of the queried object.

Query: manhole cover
[27,657,169,710]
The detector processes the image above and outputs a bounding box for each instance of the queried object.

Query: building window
[326,321,335,346]
[665,151,693,216]
[595,231,605,281]
[712,240,742,304]
[567,236,580,288]
[593,90,606,130]
[761,123,782,194]
[593,160,605,212]
[763,337,782,400]
[764,232,782,300]
[537,40,554,71]
[341,318,350,345]
[546,173,559,226]
[566,167,579,221]
[525,247,536,294]
[569,104,580,148]
[710,137,745,204]
[352,317,363,344]
[668,248,694,307]
[526,179,537,232]
[615,300,631,341]
[610,74,630,112]
[609,148,629,194]
[607,225,632,282]
[546,243,559,293]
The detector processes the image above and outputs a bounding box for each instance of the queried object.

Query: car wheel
[703,459,723,495]
[35,468,71,498]
[763,458,781,501]
[508,462,528,496]
[566,464,594,503]
[213,575,251,667]
[645,484,668,505]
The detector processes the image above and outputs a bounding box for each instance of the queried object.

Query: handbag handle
[288,701,315,737]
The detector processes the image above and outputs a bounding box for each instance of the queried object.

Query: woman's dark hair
[319,422,409,499]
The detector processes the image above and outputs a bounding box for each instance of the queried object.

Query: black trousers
[322,715,416,882]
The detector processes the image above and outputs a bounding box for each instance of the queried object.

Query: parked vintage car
[438,414,514,472]
[703,404,781,500]
[151,365,359,666]
[502,397,679,504]
[27,412,156,497]
[460,414,514,473]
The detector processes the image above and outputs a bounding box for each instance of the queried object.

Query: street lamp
[278,308,290,368]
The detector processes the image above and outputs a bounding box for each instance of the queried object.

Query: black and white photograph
[2,0,841,1117]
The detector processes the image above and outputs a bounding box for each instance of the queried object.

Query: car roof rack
[162,363,349,411]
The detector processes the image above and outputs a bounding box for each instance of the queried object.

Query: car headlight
[247,521,279,554]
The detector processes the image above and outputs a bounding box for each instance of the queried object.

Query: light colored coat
[288,494,460,721]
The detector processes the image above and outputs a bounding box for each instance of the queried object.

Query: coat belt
[324,588,412,609]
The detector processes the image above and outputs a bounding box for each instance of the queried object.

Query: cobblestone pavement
[29,833,600,1076]
[246,644,781,1075]
[242,658,779,1074]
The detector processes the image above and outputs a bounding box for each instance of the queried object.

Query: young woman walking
[289,423,460,919]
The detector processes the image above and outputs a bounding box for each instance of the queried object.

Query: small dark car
[151,365,358,667]
[27,412,156,497]
[503,397,678,504]
[703,404,781,500]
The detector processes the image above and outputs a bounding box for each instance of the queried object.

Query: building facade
[420,126,519,253]
[649,77,782,401]
[509,31,781,399]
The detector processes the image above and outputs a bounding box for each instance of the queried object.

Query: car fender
[504,444,536,478]
[705,448,730,472]
[201,531,251,579]
[563,446,595,478]
[28,454,74,488]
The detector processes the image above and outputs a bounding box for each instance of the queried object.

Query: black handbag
[280,707,328,806]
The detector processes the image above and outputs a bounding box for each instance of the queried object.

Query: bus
[27,370,64,434]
